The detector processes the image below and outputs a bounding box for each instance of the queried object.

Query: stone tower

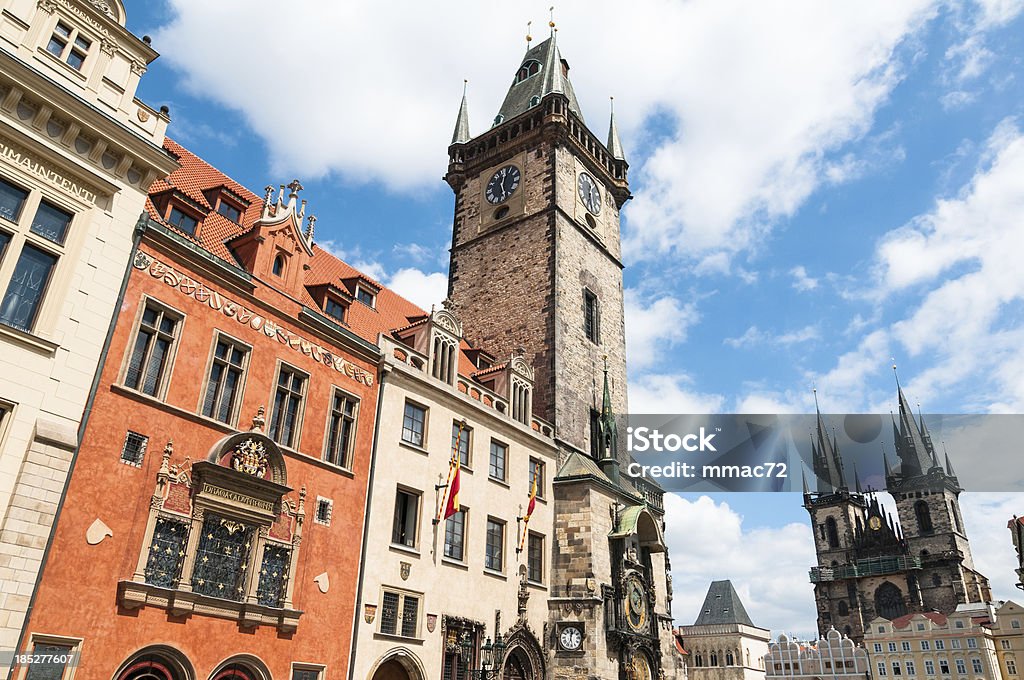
[445,28,629,459]
[677,580,771,679]
[444,28,680,679]
[804,380,991,643]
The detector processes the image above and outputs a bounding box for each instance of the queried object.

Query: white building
[765,628,870,679]
[0,0,175,655]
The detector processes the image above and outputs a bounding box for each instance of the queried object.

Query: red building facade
[16,140,423,680]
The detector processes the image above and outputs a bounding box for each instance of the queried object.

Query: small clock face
[577,172,601,215]
[868,516,882,531]
[625,577,648,632]
[559,625,582,651]
[485,165,521,205]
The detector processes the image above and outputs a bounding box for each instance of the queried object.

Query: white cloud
[724,325,820,349]
[663,494,817,636]
[960,493,1023,601]
[629,374,725,414]
[149,0,986,273]
[387,268,448,311]
[625,290,699,373]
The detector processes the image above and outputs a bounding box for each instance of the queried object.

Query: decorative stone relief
[86,518,112,545]
[313,572,329,593]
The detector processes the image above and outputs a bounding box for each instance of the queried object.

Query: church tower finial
[608,97,626,161]
[452,80,471,144]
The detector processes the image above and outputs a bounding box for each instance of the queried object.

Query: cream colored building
[678,580,770,680]
[350,308,558,680]
[0,0,175,655]
[993,601,1024,680]
[765,628,871,679]
[863,608,1001,680]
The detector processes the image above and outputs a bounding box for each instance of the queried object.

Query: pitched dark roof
[496,35,583,123]
[693,580,755,627]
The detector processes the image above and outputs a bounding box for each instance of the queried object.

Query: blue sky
[125,1,1024,638]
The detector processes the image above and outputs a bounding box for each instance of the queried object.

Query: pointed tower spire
[882,443,895,481]
[943,444,958,479]
[597,356,619,485]
[607,97,626,161]
[892,365,932,479]
[812,389,845,492]
[495,25,583,123]
[853,461,863,494]
[452,80,471,144]
[541,25,565,97]
[802,467,811,495]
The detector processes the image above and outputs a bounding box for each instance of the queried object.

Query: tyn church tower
[804,379,991,643]
[444,27,680,680]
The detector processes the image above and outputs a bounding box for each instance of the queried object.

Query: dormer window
[355,286,375,308]
[529,95,541,108]
[515,60,541,84]
[324,297,347,323]
[167,206,198,236]
[46,22,91,71]
[272,254,286,277]
[217,199,242,224]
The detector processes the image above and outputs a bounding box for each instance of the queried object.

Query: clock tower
[445,27,680,680]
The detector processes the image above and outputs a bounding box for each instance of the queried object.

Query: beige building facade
[0,0,175,655]
[765,628,871,679]
[993,601,1024,680]
[350,313,558,680]
[863,609,1000,680]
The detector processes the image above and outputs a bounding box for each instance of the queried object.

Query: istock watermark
[617,414,1024,493]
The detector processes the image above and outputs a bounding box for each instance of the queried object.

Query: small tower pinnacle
[452,80,471,144]
[608,97,626,161]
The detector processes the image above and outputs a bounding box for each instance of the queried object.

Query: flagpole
[436,419,467,524]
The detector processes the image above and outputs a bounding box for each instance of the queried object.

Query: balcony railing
[809,555,922,583]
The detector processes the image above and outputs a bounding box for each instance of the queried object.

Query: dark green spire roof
[495,33,583,124]
[451,81,471,144]
[694,580,755,627]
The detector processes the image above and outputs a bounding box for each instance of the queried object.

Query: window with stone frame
[22,635,81,680]
[290,666,324,680]
[120,431,149,467]
[124,300,182,397]
[451,421,471,467]
[529,458,545,499]
[324,389,358,468]
[202,335,249,425]
[527,532,544,583]
[45,20,91,71]
[488,439,507,482]
[392,487,420,548]
[0,176,75,334]
[379,587,421,638]
[121,420,305,634]
[485,517,505,572]
[401,401,427,447]
[444,508,466,561]
[583,288,600,344]
[269,364,307,448]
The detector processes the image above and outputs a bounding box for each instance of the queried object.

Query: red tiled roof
[891,611,947,629]
[146,139,426,349]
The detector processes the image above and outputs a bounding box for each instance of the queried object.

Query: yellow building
[863,608,1001,680]
[993,601,1024,680]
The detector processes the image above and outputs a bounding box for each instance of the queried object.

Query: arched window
[529,95,541,108]
[825,517,840,548]
[515,60,542,84]
[950,501,961,532]
[914,500,933,534]
[272,254,285,277]
[838,600,849,616]
[710,652,718,666]
[695,654,703,667]
[726,651,735,666]
[874,582,907,620]
[115,648,194,680]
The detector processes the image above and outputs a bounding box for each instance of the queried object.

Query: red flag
[524,475,538,522]
[444,462,461,520]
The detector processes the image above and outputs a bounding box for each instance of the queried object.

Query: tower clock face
[577,172,601,215]
[485,164,521,204]
[625,576,648,632]
[559,625,583,651]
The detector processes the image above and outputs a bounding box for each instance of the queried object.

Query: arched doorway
[370,660,410,680]
[501,648,531,680]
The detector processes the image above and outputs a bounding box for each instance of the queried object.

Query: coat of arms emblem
[231,438,268,478]
[400,561,411,580]
[364,603,377,624]
[426,613,437,633]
